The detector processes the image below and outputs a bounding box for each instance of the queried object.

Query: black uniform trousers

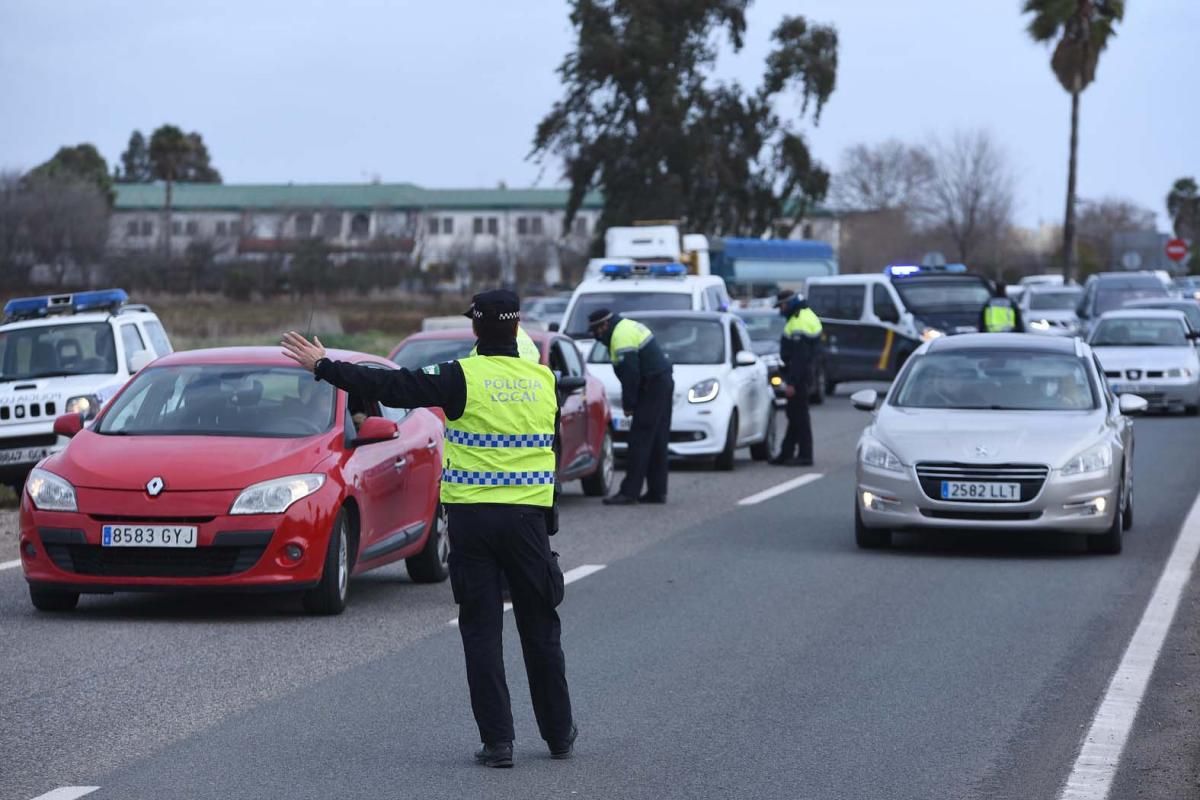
[780,378,813,461]
[619,372,673,500]
[447,504,573,746]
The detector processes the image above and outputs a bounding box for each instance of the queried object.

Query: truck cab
[0,289,172,488]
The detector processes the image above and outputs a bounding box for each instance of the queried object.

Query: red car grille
[40,529,272,578]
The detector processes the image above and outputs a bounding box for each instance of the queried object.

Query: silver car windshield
[892,350,1098,411]
[1091,318,1188,347]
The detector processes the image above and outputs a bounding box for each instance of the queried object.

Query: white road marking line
[1,558,22,571]
[737,473,824,506]
[449,563,606,626]
[28,787,100,800]
[1059,491,1200,800]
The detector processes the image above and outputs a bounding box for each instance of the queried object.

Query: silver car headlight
[1164,368,1194,378]
[26,468,78,512]
[688,379,720,404]
[230,474,325,515]
[1060,442,1113,476]
[861,439,904,473]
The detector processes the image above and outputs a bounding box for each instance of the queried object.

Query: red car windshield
[96,364,335,437]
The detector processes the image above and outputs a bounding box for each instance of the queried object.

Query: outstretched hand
[281,331,326,373]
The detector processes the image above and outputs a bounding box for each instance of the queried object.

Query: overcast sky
[2,0,1196,229]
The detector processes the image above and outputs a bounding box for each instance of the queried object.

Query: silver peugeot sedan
[852,334,1146,554]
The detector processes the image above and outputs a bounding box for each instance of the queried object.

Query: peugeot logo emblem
[975,446,992,458]
[146,476,165,497]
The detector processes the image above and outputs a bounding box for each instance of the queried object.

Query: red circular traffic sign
[1166,238,1189,262]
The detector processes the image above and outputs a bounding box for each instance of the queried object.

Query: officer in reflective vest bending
[980,281,1024,333]
[772,290,822,467]
[586,309,673,505]
[281,289,576,769]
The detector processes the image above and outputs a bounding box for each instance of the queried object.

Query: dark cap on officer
[773,289,796,308]
[463,289,522,322]
[586,308,613,333]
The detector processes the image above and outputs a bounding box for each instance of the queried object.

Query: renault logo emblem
[146,476,165,497]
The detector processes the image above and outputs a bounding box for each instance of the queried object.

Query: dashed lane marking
[1059,488,1200,800]
[448,563,606,626]
[736,473,824,506]
[28,788,100,800]
[1,558,22,571]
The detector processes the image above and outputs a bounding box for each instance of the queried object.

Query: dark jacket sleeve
[314,358,468,420]
[1012,302,1026,333]
[613,349,641,413]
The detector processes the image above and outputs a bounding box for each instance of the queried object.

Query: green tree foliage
[117,131,153,183]
[1022,0,1125,281]
[1168,178,1200,273]
[148,125,221,185]
[533,1,838,243]
[28,144,113,203]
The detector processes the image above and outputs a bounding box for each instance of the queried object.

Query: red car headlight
[26,468,78,512]
[230,474,325,515]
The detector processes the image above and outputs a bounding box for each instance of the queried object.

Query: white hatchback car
[586,311,775,470]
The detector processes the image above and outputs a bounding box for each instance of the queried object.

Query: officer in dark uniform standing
[771,290,821,467]
[980,281,1025,333]
[586,309,673,505]
[281,290,576,769]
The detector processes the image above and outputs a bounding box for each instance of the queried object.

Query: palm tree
[1022,0,1125,282]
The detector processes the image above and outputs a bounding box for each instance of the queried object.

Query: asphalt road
[2,391,1199,800]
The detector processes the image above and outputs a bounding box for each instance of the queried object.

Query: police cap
[586,308,614,331]
[463,289,521,322]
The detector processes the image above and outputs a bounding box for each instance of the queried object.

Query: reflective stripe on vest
[609,318,654,364]
[441,355,557,507]
[983,301,1016,332]
[468,327,541,362]
[784,308,823,338]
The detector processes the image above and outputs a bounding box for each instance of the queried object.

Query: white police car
[0,289,171,487]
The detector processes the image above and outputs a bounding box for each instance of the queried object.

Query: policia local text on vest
[281,289,577,768]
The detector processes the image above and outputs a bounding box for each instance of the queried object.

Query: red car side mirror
[54,413,85,438]
[351,416,399,447]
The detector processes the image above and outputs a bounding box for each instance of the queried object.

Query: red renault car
[389,328,614,496]
[18,347,447,615]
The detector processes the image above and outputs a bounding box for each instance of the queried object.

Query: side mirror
[557,375,587,396]
[351,416,399,446]
[129,349,155,373]
[1118,394,1148,416]
[53,413,85,438]
[547,321,561,332]
[734,350,758,367]
[850,389,880,411]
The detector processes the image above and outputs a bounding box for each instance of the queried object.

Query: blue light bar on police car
[3,288,129,322]
[886,264,922,277]
[600,262,687,278]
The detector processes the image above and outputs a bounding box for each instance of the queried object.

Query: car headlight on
[688,379,720,404]
[230,474,326,515]
[1165,368,1194,378]
[1060,442,1113,476]
[25,468,78,512]
[920,327,944,342]
[65,394,100,418]
[860,439,904,473]
[769,375,783,387]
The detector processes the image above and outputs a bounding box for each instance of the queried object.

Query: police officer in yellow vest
[586,308,673,505]
[281,290,576,769]
[773,290,822,466]
[980,281,1025,333]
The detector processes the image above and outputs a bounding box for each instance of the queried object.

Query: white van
[559,263,732,352]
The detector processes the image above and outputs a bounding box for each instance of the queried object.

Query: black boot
[549,724,579,760]
[474,741,514,768]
